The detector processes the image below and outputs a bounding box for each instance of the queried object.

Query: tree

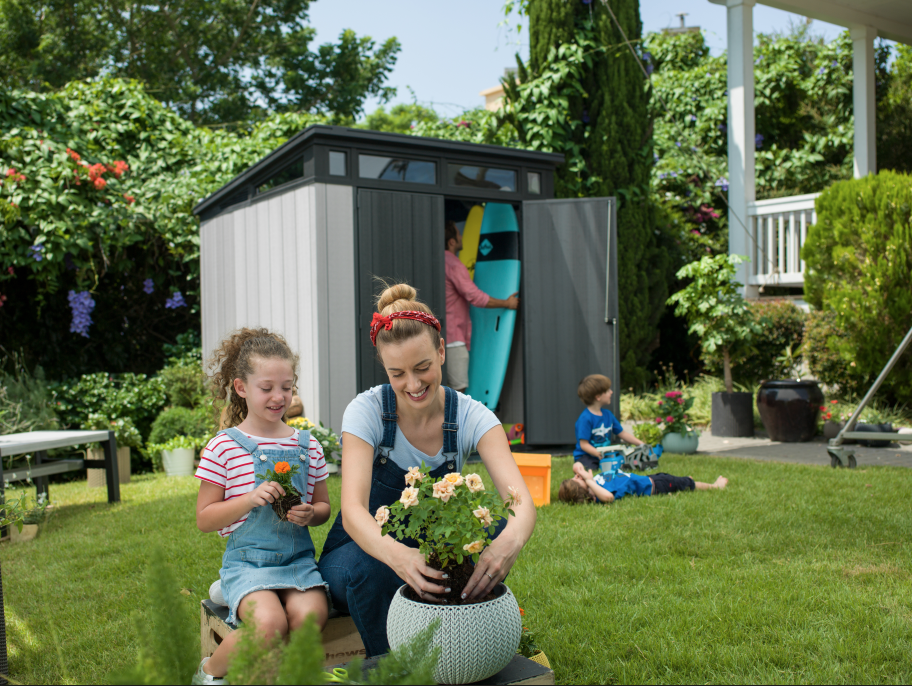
[503,0,673,389]
[362,103,440,135]
[666,255,761,394]
[0,0,400,126]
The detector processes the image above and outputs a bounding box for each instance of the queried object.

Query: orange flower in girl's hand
[274,461,291,474]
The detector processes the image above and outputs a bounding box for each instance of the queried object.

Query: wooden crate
[200,599,366,666]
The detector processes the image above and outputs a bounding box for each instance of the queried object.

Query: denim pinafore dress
[219,427,328,626]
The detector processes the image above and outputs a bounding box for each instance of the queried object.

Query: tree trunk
[723,346,734,394]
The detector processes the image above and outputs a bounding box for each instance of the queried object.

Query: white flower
[442,472,464,488]
[473,506,493,527]
[404,466,425,487]
[432,481,455,503]
[400,486,419,509]
[375,506,390,526]
[465,473,484,492]
[508,486,523,506]
[463,540,485,555]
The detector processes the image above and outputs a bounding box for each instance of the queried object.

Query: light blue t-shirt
[341,386,501,471]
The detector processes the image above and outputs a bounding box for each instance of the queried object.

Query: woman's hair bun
[376,283,418,312]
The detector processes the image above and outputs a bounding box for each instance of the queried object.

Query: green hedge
[802,171,912,401]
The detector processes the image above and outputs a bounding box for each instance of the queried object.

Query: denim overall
[220,427,328,626]
[318,385,461,657]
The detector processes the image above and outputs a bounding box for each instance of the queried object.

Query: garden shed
[194,126,618,446]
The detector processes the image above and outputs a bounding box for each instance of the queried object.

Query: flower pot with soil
[655,391,700,453]
[83,414,143,486]
[756,380,824,442]
[378,466,524,684]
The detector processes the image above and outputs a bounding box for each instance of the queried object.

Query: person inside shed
[444,220,519,392]
[317,282,536,658]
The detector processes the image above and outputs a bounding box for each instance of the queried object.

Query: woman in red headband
[317,282,536,658]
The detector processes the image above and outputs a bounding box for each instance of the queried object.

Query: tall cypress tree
[523,0,670,388]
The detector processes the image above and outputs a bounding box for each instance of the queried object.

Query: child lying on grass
[558,460,728,504]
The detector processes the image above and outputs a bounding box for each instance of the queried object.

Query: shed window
[527,172,542,195]
[329,151,347,176]
[359,154,436,184]
[448,164,516,192]
[257,158,304,194]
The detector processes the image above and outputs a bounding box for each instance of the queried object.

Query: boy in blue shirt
[574,374,644,472]
[559,461,728,504]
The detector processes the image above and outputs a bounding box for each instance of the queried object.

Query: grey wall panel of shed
[199,183,357,434]
[521,197,618,445]
[356,189,445,391]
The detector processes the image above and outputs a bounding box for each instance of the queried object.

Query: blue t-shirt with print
[593,471,652,500]
[573,408,624,460]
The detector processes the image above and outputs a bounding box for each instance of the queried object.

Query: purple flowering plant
[68,290,95,337]
[165,290,186,309]
[654,390,697,438]
[143,278,154,294]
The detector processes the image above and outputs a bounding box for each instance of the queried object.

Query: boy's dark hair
[559,479,592,504]
[578,374,612,405]
[445,220,459,247]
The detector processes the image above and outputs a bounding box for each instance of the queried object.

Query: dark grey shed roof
[193,125,565,220]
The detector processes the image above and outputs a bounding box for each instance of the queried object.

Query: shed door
[356,189,446,391]
[521,198,618,445]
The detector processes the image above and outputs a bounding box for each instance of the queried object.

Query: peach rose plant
[377,462,519,568]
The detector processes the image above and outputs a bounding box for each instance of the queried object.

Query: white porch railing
[746,192,820,287]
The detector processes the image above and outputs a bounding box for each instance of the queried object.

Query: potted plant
[263,458,303,522]
[9,492,50,543]
[516,607,550,668]
[632,421,664,446]
[755,344,824,442]
[667,254,760,437]
[378,466,523,684]
[148,435,202,477]
[654,390,700,454]
[84,414,143,487]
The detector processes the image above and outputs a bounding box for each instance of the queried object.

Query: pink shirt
[444,250,490,351]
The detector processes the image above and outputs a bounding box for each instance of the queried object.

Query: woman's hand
[286,502,315,527]
[461,532,523,601]
[389,545,450,602]
[247,481,285,508]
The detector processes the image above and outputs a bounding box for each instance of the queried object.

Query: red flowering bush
[654,390,697,437]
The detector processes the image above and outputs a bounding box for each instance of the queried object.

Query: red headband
[370,311,441,346]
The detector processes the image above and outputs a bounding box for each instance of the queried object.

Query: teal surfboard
[465,203,520,409]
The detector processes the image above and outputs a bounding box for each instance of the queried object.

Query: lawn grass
[3,454,911,684]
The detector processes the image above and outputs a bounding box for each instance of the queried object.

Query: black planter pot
[756,380,824,442]
[711,392,754,437]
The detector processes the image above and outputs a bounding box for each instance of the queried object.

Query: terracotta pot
[756,380,823,442]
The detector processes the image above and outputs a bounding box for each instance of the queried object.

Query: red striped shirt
[195,429,328,537]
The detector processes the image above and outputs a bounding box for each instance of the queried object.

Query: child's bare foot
[713,476,728,489]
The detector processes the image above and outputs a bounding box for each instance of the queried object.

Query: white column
[851,25,877,178]
[726,0,757,296]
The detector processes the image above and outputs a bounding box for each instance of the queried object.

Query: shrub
[632,422,664,445]
[0,352,58,434]
[802,310,858,393]
[50,372,166,439]
[83,413,144,449]
[148,406,211,447]
[802,171,912,402]
[158,360,207,409]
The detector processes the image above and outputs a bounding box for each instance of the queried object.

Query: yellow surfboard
[459,205,484,279]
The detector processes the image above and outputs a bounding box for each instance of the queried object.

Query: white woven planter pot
[387,583,521,684]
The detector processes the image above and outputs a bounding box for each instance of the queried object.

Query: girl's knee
[255,613,290,640]
[287,590,329,631]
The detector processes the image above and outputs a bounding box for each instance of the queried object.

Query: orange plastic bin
[512,454,551,507]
